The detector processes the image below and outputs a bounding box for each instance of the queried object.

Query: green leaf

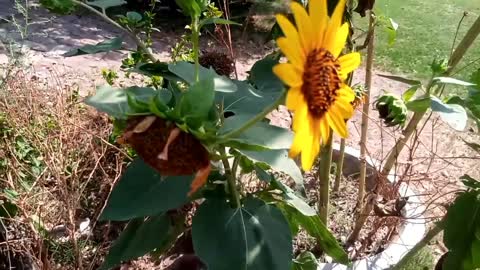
[431,96,467,131]
[168,62,237,93]
[272,181,316,216]
[40,0,76,14]
[292,251,318,270]
[405,97,431,112]
[386,18,398,46]
[377,74,422,86]
[402,85,420,102]
[239,149,303,190]
[126,11,142,22]
[199,18,241,28]
[471,239,480,267]
[84,86,157,119]
[178,78,215,127]
[220,115,293,150]
[63,37,123,57]
[175,0,201,17]
[87,0,126,12]
[192,197,293,270]
[100,214,171,270]
[249,55,284,92]
[254,165,274,182]
[460,174,480,190]
[433,77,476,87]
[443,191,480,270]
[100,159,193,221]
[280,204,349,264]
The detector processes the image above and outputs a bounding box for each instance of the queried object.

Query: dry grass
[0,65,128,269]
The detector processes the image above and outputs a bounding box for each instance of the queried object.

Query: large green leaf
[84,86,157,119]
[405,97,431,112]
[100,214,171,270]
[168,62,237,93]
[178,77,215,126]
[430,96,467,131]
[220,115,293,150]
[100,158,193,221]
[443,191,480,270]
[249,55,284,92]
[239,149,303,189]
[86,0,126,12]
[279,204,349,264]
[63,37,123,57]
[192,197,293,270]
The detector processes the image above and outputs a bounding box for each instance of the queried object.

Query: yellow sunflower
[273,0,361,171]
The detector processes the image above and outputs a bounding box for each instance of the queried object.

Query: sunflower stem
[318,132,333,224]
[333,138,346,192]
[219,148,241,208]
[358,11,375,208]
[382,15,480,176]
[220,91,286,141]
[192,15,200,82]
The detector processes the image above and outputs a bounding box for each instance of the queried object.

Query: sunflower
[273,0,361,171]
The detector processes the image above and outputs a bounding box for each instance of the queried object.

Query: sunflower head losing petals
[118,116,211,196]
[272,0,361,170]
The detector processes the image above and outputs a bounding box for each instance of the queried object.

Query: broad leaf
[377,74,422,86]
[100,214,171,270]
[431,96,467,131]
[249,55,283,92]
[87,0,126,12]
[405,97,431,112]
[292,251,318,270]
[100,159,193,221]
[199,18,241,28]
[279,204,349,264]
[175,0,201,17]
[84,86,157,119]
[443,191,480,270]
[433,77,476,87]
[126,11,142,22]
[178,78,215,126]
[402,85,420,102]
[168,61,237,92]
[192,197,293,270]
[239,149,303,189]
[63,37,123,57]
[220,115,293,150]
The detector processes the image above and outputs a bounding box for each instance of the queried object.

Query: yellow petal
[286,87,304,110]
[304,129,320,171]
[323,0,346,52]
[291,2,314,53]
[290,115,312,159]
[337,86,355,102]
[300,117,315,170]
[326,108,348,138]
[339,52,361,79]
[309,0,328,48]
[277,37,305,71]
[330,23,349,58]
[319,118,330,144]
[273,63,303,87]
[276,15,302,54]
[292,102,308,131]
[332,100,353,118]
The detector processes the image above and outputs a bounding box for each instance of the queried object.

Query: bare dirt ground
[2,1,480,268]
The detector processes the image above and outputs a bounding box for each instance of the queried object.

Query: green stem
[333,138,346,192]
[318,132,333,224]
[192,16,200,82]
[219,148,241,208]
[382,15,480,176]
[391,220,444,270]
[71,0,156,63]
[220,91,286,140]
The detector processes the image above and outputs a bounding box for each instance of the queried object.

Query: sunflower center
[301,48,342,118]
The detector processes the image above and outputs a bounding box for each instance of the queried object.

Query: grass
[356,0,480,81]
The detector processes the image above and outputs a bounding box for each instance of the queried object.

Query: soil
[1,1,479,269]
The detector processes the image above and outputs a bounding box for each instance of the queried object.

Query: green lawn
[358,0,480,81]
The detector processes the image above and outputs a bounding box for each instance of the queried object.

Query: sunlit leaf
[431,96,467,131]
[63,37,123,57]
[433,77,476,87]
[192,197,292,270]
[100,159,193,221]
[402,85,420,102]
[405,97,431,112]
[100,214,171,270]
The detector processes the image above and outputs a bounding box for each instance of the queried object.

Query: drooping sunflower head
[273,0,361,171]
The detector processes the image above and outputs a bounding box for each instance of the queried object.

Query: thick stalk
[333,138,346,192]
[382,15,480,176]
[318,132,333,224]
[71,0,156,62]
[391,220,444,270]
[219,148,241,208]
[358,11,375,206]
